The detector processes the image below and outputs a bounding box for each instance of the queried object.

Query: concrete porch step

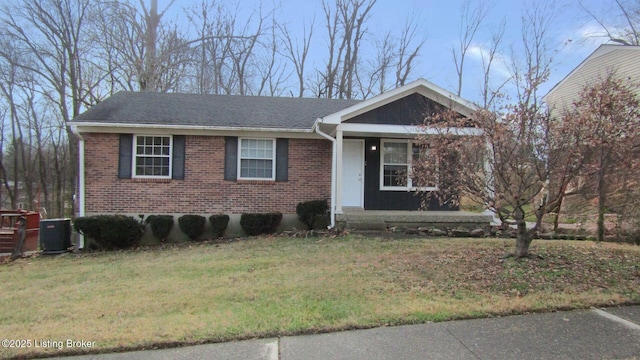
[336,210,493,231]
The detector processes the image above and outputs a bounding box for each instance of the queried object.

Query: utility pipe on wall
[313,119,337,229]
[69,126,85,249]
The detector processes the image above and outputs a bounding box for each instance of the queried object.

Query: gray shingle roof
[72,91,362,130]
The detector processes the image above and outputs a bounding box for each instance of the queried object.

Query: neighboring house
[0,181,27,210]
[544,44,640,113]
[0,181,41,213]
[69,79,486,242]
[543,45,640,218]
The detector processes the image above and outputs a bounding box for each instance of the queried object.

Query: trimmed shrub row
[73,215,144,250]
[145,215,174,241]
[240,212,282,236]
[74,199,326,250]
[74,214,230,250]
[296,199,328,230]
[210,214,230,238]
[178,215,207,240]
[175,214,231,241]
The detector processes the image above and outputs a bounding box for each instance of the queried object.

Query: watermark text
[2,339,96,350]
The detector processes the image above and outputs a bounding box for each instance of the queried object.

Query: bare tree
[413,2,571,258]
[318,0,376,99]
[394,15,424,88]
[413,101,587,258]
[478,20,508,109]
[20,85,42,212]
[0,36,69,216]
[96,0,199,93]
[280,20,314,97]
[579,0,639,45]
[138,0,178,91]
[228,12,265,95]
[93,1,145,93]
[0,0,104,215]
[452,0,491,97]
[256,17,289,97]
[184,0,272,95]
[185,0,231,94]
[0,108,13,208]
[0,46,22,210]
[355,15,424,99]
[561,72,640,241]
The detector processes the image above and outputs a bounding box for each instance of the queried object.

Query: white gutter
[313,119,337,229]
[69,125,85,249]
[69,122,315,134]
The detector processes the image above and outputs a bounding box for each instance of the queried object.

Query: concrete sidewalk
[53,306,640,360]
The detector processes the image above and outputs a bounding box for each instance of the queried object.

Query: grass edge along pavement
[1,236,638,359]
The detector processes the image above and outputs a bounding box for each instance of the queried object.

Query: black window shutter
[275,138,288,182]
[118,134,133,179]
[224,137,238,180]
[172,135,185,180]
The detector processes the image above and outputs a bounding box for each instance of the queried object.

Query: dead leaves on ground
[373,241,640,299]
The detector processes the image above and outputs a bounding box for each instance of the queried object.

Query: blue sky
[167,0,612,103]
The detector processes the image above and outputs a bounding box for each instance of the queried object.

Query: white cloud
[576,22,612,45]
[467,43,512,80]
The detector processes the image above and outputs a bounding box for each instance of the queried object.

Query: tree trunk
[514,206,532,258]
[596,162,607,242]
[11,217,27,260]
[552,196,562,233]
[514,223,532,258]
[597,185,606,242]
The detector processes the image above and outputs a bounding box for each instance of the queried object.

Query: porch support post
[335,129,344,214]
[483,139,500,225]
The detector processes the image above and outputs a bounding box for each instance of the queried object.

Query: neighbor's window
[238,138,275,180]
[133,135,172,178]
[381,140,437,191]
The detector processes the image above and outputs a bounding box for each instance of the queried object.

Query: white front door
[342,139,364,207]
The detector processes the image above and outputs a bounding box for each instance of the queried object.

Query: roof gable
[320,78,478,124]
[345,93,456,126]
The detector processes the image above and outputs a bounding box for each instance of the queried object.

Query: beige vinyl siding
[545,45,640,115]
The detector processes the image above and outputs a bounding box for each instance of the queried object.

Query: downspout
[313,119,337,229]
[69,125,85,249]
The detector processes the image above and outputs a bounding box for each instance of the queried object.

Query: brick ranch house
[69,79,491,244]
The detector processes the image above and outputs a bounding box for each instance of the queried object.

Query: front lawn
[1,236,638,359]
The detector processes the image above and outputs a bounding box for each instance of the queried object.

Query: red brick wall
[83,133,331,214]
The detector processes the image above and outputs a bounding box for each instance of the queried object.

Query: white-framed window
[133,135,172,178]
[381,140,410,189]
[380,139,437,191]
[238,138,276,180]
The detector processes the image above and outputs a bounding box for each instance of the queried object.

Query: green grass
[0,236,638,359]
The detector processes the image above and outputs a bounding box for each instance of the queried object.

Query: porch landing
[336,208,493,231]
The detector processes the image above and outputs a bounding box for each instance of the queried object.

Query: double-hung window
[381,141,410,189]
[238,138,275,180]
[381,139,437,191]
[133,135,172,178]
